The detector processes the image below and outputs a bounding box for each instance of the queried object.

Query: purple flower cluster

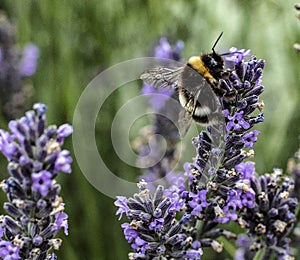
[115,180,203,259]
[178,49,296,258]
[181,48,264,226]
[0,103,72,259]
[235,168,297,259]
[0,13,39,119]
[116,38,299,259]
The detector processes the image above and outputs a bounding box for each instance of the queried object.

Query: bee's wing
[181,67,210,97]
[140,67,183,90]
[182,68,218,114]
[178,109,193,137]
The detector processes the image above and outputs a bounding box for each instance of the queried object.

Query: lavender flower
[118,44,267,257]
[0,13,39,119]
[117,34,300,259]
[0,103,72,259]
[235,168,297,259]
[223,110,250,131]
[171,49,267,253]
[136,38,184,186]
[242,130,260,148]
[115,180,203,259]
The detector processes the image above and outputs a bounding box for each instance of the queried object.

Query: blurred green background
[0,0,299,259]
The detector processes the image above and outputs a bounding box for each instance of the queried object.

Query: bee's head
[201,51,224,79]
[200,32,225,79]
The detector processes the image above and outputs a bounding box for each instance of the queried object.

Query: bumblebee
[140,33,228,136]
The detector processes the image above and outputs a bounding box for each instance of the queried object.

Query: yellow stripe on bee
[187,56,216,84]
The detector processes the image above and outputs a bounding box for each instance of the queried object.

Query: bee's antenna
[220,51,243,56]
[212,32,223,53]
[220,51,232,56]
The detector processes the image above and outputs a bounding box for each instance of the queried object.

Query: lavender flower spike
[115,180,203,259]
[137,37,184,187]
[0,103,73,259]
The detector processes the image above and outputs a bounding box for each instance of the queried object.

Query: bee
[140,33,229,136]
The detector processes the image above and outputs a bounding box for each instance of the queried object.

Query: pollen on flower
[238,217,247,228]
[235,182,250,192]
[257,100,264,111]
[49,238,62,250]
[249,240,264,251]
[130,220,143,230]
[12,199,26,209]
[254,223,266,234]
[245,149,254,157]
[228,170,238,177]
[190,168,200,177]
[280,191,289,199]
[51,197,65,215]
[13,235,25,248]
[0,180,7,191]
[207,181,218,190]
[211,240,223,253]
[46,139,61,154]
[273,220,287,233]
[214,204,226,219]
[29,248,41,258]
[273,168,283,177]
[137,179,148,190]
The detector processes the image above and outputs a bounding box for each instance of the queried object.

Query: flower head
[0,103,72,259]
[236,170,297,259]
[116,181,197,259]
